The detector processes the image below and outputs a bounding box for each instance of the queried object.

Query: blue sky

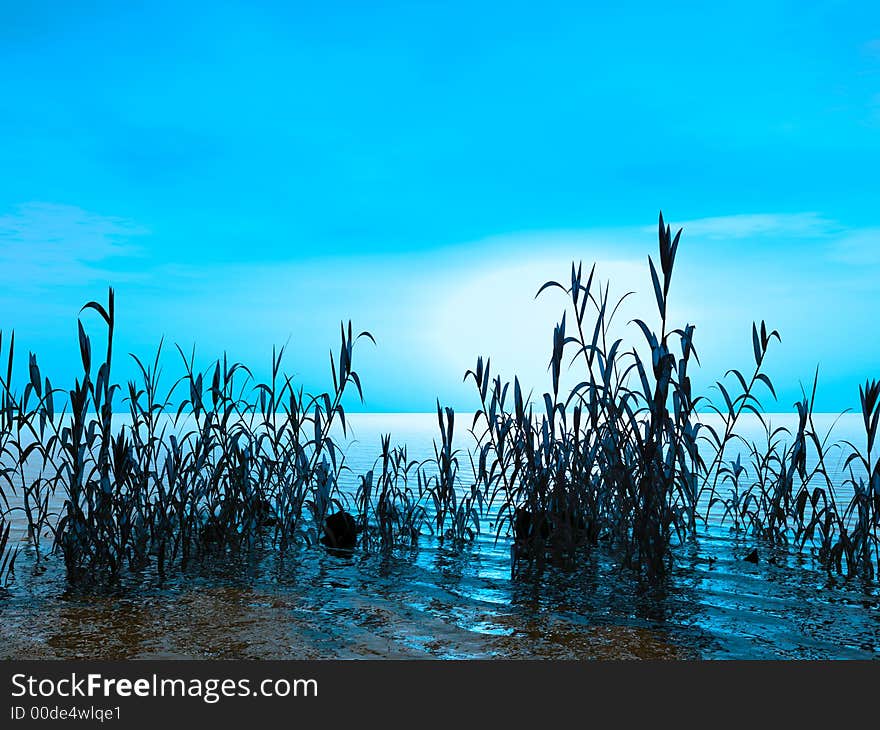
[0,0,878,412]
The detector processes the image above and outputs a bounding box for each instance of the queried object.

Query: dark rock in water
[321,511,358,549]
[200,520,223,545]
[514,508,550,542]
[256,498,277,527]
[744,548,759,564]
[556,510,587,542]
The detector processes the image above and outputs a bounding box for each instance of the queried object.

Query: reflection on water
[2,525,879,659]
[2,413,879,659]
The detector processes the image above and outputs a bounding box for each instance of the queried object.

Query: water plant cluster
[0,213,878,591]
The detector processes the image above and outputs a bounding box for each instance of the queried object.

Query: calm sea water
[1,413,878,660]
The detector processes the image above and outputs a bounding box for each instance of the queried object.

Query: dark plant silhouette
[0,211,877,589]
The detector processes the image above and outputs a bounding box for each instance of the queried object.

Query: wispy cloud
[457,214,843,268]
[0,202,147,289]
[828,227,880,266]
[657,212,839,240]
